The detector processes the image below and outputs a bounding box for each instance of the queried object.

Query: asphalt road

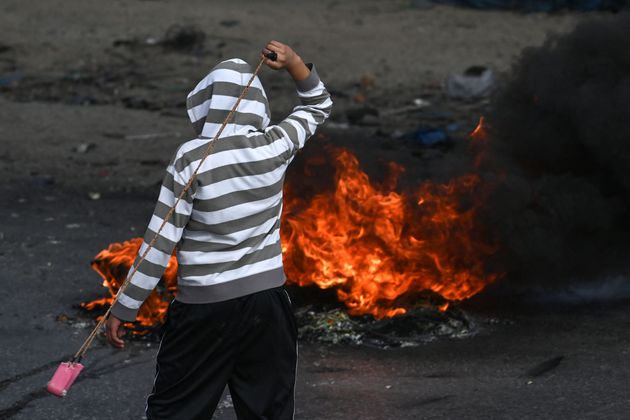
[1,181,629,420]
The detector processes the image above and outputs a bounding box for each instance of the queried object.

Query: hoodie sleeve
[264,64,333,159]
[110,150,195,322]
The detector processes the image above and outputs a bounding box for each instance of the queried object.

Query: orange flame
[470,116,491,168]
[84,141,500,325]
[470,116,487,141]
[281,148,499,319]
[83,239,178,332]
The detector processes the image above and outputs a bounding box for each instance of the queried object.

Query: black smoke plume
[479,13,630,291]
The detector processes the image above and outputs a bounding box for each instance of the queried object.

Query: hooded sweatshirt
[111,58,332,322]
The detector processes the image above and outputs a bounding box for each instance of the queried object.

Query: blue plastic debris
[446,123,460,132]
[0,72,23,87]
[409,128,449,146]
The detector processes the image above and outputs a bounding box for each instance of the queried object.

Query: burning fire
[84,132,500,326]
[470,116,490,168]
[84,239,178,331]
[470,116,486,141]
[282,148,498,318]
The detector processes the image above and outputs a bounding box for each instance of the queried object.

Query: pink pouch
[46,362,84,397]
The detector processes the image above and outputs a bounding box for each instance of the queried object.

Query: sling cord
[71,56,270,363]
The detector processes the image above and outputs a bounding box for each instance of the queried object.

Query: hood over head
[186,58,271,139]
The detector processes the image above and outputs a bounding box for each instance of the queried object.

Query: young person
[105,40,332,419]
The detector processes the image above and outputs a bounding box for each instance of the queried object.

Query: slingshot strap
[72,57,267,362]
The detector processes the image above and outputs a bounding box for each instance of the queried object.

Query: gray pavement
[1,182,629,419]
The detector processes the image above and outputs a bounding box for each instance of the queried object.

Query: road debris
[446,65,496,100]
[162,24,206,52]
[74,143,96,154]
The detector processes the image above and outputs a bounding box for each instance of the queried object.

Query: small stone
[360,73,376,90]
[220,20,240,27]
[413,98,431,108]
[75,143,96,154]
[353,93,367,104]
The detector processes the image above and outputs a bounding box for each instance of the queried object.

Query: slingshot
[47,52,277,397]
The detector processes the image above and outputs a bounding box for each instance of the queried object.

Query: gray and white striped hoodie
[111,58,332,322]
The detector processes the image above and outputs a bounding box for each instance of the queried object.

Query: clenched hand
[261,40,310,81]
[105,314,126,349]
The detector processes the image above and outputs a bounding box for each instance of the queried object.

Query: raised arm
[262,41,333,159]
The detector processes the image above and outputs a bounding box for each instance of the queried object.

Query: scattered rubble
[296,305,476,347]
[76,284,478,348]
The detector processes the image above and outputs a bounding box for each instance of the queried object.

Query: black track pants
[145,286,298,420]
